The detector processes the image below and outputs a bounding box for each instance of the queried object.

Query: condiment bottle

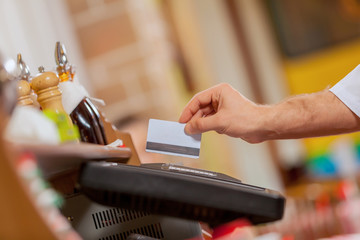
[55,42,107,145]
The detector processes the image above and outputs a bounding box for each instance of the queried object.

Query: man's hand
[179,83,360,143]
[179,83,266,143]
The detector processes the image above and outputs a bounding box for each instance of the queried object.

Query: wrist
[256,105,279,142]
[239,104,277,143]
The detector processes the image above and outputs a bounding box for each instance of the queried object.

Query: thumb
[185,115,221,135]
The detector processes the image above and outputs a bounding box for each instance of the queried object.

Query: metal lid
[16,53,31,82]
[55,41,76,82]
[55,41,68,67]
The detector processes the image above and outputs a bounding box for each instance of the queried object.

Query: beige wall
[64,0,180,122]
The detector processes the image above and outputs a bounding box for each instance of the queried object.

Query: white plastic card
[146,119,201,158]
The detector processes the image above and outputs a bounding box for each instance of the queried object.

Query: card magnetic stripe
[146,141,200,156]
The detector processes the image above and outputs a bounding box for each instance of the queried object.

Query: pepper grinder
[16,54,34,106]
[31,66,73,127]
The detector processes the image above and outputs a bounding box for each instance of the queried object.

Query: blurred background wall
[2,0,360,195]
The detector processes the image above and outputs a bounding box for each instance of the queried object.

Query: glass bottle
[55,42,107,145]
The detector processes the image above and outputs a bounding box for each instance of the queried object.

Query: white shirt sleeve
[329,65,360,118]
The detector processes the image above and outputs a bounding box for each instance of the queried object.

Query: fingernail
[184,124,193,134]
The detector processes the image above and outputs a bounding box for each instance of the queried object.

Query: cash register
[61,161,285,240]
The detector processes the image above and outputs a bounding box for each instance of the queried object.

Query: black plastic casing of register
[79,162,285,226]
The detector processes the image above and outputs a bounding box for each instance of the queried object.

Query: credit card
[146,119,201,158]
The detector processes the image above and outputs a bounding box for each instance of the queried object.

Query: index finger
[179,86,219,123]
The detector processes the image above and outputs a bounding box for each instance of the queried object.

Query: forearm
[259,90,360,141]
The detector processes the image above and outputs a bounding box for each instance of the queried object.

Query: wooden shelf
[9,142,132,179]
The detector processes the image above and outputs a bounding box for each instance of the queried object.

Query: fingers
[179,86,220,123]
[190,105,214,121]
[179,96,209,123]
[184,114,222,134]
